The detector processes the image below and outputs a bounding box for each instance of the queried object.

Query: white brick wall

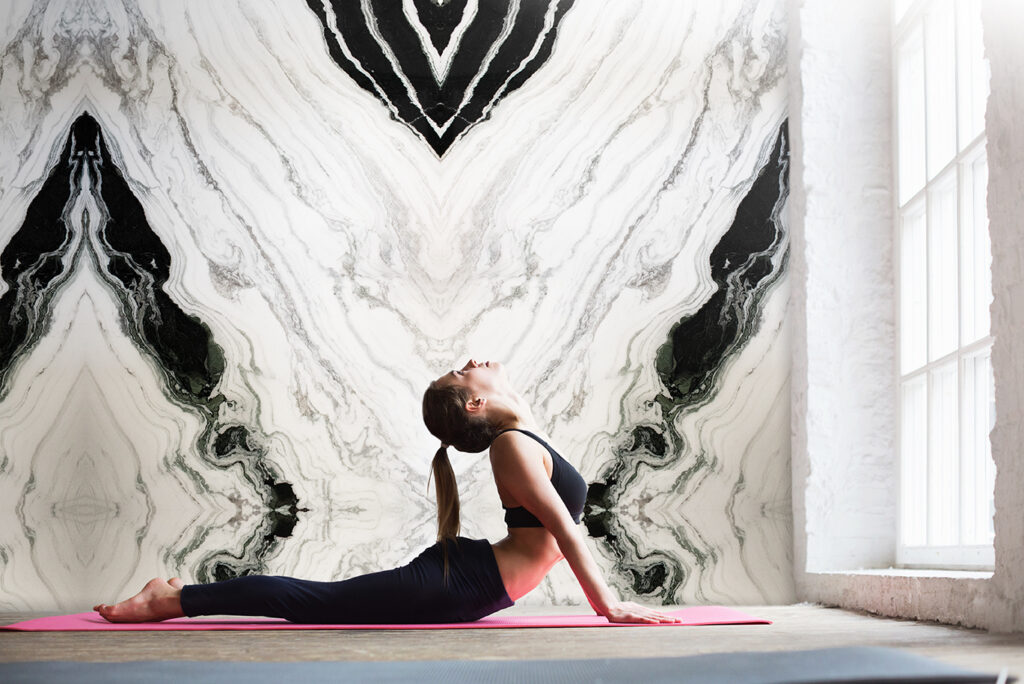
[791,0,1024,632]
[983,0,1024,633]
[788,0,897,576]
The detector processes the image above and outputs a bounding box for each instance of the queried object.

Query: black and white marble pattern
[585,122,791,602]
[305,0,576,156]
[0,0,792,611]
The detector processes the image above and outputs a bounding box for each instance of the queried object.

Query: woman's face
[436,359,509,398]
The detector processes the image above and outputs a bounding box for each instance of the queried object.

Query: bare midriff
[490,527,565,601]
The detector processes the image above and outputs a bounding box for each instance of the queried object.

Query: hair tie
[441,443,450,450]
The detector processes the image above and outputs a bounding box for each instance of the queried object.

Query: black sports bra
[494,428,587,528]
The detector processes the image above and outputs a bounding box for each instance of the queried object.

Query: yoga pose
[94,359,679,624]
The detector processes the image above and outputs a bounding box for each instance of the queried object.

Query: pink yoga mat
[1,606,769,631]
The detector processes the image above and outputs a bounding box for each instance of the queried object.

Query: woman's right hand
[603,601,682,624]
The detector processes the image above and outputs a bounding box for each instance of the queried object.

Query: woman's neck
[491,393,539,432]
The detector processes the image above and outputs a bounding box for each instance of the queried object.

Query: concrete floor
[1,604,1022,679]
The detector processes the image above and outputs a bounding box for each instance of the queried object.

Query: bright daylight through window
[895,0,993,569]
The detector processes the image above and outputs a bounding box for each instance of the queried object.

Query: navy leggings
[179,537,514,624]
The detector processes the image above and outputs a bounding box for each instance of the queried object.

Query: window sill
[800,568,994,628]
[811,568,992,580]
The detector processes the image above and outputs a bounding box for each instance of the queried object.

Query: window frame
[893,0,994,571]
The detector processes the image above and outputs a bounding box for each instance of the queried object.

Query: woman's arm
[490,433,680,624]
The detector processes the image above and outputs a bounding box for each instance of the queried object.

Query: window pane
[960,151,991,344]
[901,201,927,373]
[956,0,989,147]
[928,172,958,361]
[928,361,959,545]
[895,0,916,24]
[925,0,957,177]
[895,0,993,568]
[901,375,928,546]
[898,25,927,205]
[960,349,995,545]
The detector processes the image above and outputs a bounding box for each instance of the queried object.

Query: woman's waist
[490,530,563,600]
[500,527,561,552]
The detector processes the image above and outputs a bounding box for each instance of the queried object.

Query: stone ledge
[811,569,993,580]
[798,569,997,631]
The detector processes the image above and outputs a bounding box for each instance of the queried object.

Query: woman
[94,359,679,624]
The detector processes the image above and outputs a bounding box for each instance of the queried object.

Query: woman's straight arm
[489,434,679,623]
[545,517,619,614]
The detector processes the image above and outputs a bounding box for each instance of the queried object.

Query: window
[895,0,993,569]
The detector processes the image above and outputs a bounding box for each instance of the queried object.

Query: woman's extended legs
[174,568,440,624]
[93,577,185,622]
[93,539,512,624]
[94,566,444,624]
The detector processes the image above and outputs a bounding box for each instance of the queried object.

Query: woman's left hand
[603,601,682,624]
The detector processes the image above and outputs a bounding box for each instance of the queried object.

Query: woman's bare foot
[93,578,185,623]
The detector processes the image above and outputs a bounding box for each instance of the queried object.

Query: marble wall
[0,0,792,612]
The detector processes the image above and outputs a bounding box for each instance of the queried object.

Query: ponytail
[429,445,460,579]
[422,380,501,581]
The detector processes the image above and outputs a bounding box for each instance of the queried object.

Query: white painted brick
[791,0,1024,632]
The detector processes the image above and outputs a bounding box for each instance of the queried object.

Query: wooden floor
[1,604,1022,679]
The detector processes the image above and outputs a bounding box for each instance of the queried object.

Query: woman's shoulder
[492,427,555,445]
[489,428,535,453]
[488,429,555,477]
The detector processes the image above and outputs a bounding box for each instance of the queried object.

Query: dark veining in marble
[1,113,305,582]
[585,120,790,601]
[305,0,575,156]
[656,123,791,408]
[85,117,226,407]
[413,0,470,53]
[0,127,77,399]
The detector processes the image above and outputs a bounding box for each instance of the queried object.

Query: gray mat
[0,646,1011,683]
